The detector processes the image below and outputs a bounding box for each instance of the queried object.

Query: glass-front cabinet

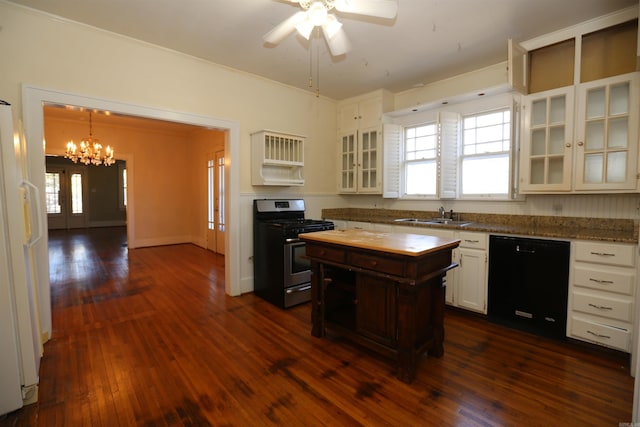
[339,133,356,192]
[358,128,379,191]
[520,87,574,192]
[520,73,638,193]
[336,90,392,194]
[338,128,381,193]
[574,75,638,191]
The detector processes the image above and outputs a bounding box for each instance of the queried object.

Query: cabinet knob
[565,143,572,148]
[577,141,584,146]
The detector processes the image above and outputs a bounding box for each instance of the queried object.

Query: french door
[45,166,88,229]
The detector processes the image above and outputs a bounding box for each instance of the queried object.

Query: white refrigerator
[0,101,45,416]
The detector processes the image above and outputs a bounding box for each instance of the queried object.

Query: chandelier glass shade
[65,111,115,166]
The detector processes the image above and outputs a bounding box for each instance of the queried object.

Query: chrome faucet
[438,206,445,218]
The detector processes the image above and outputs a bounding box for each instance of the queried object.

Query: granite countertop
[322,208,639,244]
[299,229,460,256]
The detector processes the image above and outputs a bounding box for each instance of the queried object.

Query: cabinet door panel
[338,102,359,133]
[574,74,638,191]
[457,248,487,314]
[356,274,396,346]
[357,127,382,192]
[520,87,574,192]
[338,132,357,192]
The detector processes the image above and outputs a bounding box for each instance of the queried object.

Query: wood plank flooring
[0,226,634,426]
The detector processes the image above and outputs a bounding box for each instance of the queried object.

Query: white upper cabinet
[520,86,575,192]
[574,75,638,191]
[337,90,393,194]
[516,12,639,194]
[520,73,639,193]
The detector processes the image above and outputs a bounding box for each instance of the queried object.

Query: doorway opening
[23,86,242,341]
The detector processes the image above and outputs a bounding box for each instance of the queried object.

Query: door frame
[22,86,242,338]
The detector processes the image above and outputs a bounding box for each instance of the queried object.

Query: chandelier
[65,111,115,166]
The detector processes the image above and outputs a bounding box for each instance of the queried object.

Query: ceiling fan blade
[263,11,307,45]
[334,0,398,19]
[323,27,350,56]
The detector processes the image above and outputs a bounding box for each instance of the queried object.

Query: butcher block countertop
[299,229,460,256]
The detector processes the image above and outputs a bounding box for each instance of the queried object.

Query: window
[45,172,61,214]
[404,123,437,196]
[208,159,215,231]
[118,163,127,209]
[217,154,225,232]
[394,95,515,200]
[119,165,127,209]
[461,109,511,196]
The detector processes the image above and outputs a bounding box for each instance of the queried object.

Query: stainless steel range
[253,199,334,308]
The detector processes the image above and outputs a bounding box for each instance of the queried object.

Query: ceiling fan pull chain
[308,35,314,88]
[316,27,320,97]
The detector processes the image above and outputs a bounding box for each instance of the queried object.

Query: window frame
[389,93,518,201]
[459,107,513,199]
[403,121,439,197]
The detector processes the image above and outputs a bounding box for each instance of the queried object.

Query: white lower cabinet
[568,240,636,352]
[452,232,488,314]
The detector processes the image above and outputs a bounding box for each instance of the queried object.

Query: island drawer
[349,252,405,276]
[570,316,630,351]
[573,264,634,295]
[305,244,345,264]
[571,291,632,322]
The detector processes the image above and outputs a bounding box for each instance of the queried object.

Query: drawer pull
[588,303,613,310]
[464,239,479,243]
[590,251,615,257]
[589,278,614,284]
[587,330,611,339]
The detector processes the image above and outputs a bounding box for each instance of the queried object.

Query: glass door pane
[70,173,83,214]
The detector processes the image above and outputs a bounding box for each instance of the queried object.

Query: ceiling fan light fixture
[308,1,328,26]
[322,14,342,39]
[295,18,314,39]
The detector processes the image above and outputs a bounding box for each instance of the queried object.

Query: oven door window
[291,242,310,274]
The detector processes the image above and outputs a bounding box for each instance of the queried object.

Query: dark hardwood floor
[0,226,634,426]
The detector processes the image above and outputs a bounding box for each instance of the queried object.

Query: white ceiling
[7,0,638,100]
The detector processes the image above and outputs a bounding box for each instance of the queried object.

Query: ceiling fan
[263,0,398,56]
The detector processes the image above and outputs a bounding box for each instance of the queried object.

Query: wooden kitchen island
[299,229,460,383]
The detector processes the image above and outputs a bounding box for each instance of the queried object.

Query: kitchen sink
[393,218,473,226]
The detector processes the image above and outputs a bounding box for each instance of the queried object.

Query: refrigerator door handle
[20,180,43,248]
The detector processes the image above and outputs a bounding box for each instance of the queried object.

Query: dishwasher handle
[516,244,536,254]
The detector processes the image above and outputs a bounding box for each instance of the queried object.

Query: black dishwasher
[487,235,570,340]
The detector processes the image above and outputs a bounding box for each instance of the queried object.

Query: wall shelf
[251,130,305,186]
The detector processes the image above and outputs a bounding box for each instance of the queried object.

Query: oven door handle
[286,285,311,294]
[285,238,302,243]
